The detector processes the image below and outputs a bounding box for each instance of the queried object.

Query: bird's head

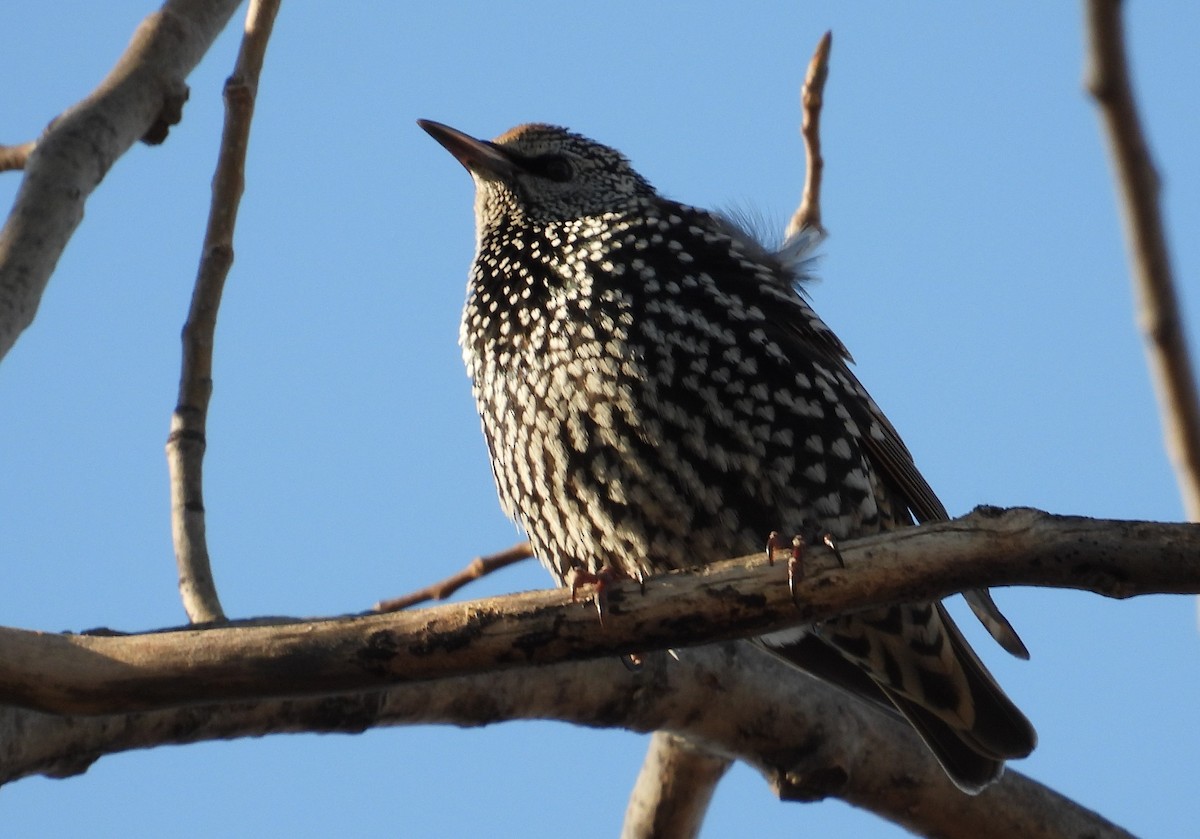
[418,120,657,229]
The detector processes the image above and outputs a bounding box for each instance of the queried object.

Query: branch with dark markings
[0,636,1133,838]
[0,508,1194,719]
[0,507,1168,836]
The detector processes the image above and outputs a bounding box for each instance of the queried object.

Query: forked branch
[0,0,245,361]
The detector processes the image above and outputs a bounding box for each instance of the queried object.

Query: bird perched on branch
[420,118,1035,792]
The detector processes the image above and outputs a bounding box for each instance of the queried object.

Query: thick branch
[0,508,1159,836]
[1085,0,1200,518]
[0,508,1195,718]
[0,0,244,361]
[0,642,1131,838]
[167,0,282,624]
[621,732,731,839]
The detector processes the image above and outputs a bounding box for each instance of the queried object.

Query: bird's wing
[754,224,1030,658]
[838,341,1030,659]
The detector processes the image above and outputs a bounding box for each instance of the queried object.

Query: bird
[419,118,1036,792]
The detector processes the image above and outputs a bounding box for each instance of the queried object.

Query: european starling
[420,119,1036,792]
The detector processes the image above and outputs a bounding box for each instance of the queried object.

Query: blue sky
[2,3,1198,837]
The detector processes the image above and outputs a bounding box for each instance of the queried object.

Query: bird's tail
[760,602,1036,793]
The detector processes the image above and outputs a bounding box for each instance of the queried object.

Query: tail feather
[876,688,1005,792]
[927,603,1037,760]
[760,602,1035,794]
[963,588,1031,660]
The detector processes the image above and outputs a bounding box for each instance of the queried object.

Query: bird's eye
[539,155,574,183]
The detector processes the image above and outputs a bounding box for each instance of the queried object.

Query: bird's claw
[787,534,805,606]
[821,532,845,568]
[769,529,842,607]
[569,563,639,627]
[621,652,645,671]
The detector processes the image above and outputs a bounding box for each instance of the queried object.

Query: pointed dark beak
[418,119,516,179]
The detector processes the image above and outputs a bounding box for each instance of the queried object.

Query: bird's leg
[765,530,782,565]
[767,530,808,605]
[570,562,649,665]
[625,568,650,667]
[774,529,843,606]
[568,562,635,627]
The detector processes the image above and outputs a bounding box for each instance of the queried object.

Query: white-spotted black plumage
[420,119,1036,792]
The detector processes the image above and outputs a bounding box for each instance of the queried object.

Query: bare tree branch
[0,0,244,362]
[1085,0,1200,519]
[0,640,1133,838]
[0,508,1163,835]
[0,142,35,173]
[167,0,282,624]
[0,508,1195,718]
[621,732,731,839]
[786,30,832,239]
[374,540,533,612]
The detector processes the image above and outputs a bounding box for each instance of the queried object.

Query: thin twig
[0,141,35,173]
[374,541,534,612]
[786,31,832,239]
[1085,0,1200,519]
[167,0,282,623]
